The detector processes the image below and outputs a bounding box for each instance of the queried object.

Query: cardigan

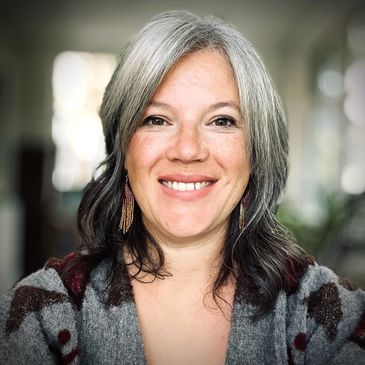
[0,252,364,364]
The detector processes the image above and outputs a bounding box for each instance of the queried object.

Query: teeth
[186,183,194,191]
[178,182,185,191]
[161,180,211,191]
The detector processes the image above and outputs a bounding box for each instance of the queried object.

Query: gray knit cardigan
[1,252,365,364]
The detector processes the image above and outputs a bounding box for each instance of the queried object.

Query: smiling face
[124,48,250,247]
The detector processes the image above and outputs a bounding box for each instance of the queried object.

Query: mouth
[159,180,214,192]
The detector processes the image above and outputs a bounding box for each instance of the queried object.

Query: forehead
[150,48,239,105]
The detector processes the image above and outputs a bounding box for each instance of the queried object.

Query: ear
[123,153,128,171]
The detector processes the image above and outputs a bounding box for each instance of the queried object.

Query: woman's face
[125,49,250,246]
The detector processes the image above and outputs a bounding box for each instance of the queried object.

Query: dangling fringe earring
[239,200,245,230]
[239,193,250,230]
[120,176,134,234]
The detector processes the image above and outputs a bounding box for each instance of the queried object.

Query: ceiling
[1,0,364,55]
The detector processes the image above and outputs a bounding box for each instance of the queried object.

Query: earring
[120,176,134,234]
[239,194,249,230]
[239,200,245,230]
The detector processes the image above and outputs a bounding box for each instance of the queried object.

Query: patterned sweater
[0,252,364,364]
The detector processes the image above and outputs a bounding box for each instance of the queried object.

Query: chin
[164,226,206,238]
[160,220,218,241]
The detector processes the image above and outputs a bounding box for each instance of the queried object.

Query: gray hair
[80,10,305,316]
[100,10,288,230]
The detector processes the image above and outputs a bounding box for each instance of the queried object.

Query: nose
[166,123,209,163]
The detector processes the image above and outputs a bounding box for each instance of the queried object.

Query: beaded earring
[239,194,249,230]
[120,176,134,234]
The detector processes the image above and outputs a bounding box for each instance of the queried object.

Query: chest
[78,277,283,365]
[133,282,233,365]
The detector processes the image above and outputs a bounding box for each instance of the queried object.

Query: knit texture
[1,252,364,364]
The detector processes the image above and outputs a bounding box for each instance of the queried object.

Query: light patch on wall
[341,19,365,195]
[317,69,344,99]
[341,162,365,195]
[344,59,365,126]
[347,16,365,55]
[52,51,116,191]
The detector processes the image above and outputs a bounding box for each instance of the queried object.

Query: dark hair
[74,10,306,317]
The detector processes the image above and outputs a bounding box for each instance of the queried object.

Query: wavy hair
[76,10,306,317]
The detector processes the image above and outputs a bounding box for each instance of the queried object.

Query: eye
[142,116,168,126]
[211,116,237,127]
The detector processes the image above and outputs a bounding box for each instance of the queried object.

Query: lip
[158,174,217,202]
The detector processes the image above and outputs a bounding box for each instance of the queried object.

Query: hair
[76,10,306,317]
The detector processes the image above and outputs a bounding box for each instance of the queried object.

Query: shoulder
[285,259,365,363]
[1,252,84,332]
[44,251,96,309]
[0,251,135,364]
[0,252,94,364]
[1,264,70,338]
[1,251,99,310]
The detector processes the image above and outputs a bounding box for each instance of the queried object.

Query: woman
[1,10,364,365]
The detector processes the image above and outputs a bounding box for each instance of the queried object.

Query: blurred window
[52,51,116,192]
[342,15,365,195]
[311,13,365,198]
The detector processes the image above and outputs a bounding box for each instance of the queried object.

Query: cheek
[224,137,251,196]
[238,149,251,187]
[124,134,162,173]
[233,134,250,174]
[215,135,250,172]
[124,134,144,171]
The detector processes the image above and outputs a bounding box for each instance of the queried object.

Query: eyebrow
[147,101,242,113]
[208,101,241,113]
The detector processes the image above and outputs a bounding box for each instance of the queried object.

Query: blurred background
[0,0,364,293]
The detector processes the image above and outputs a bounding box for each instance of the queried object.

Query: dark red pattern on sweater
[5,286,69,335]
[49,345,80,365]
[302,282,342,342]
[62,347,80,365]
[293,332,307,352]
[45,252,92,310]
[49,329,78,363]
[338,277,356,291]
[350,311,365,349]
[58,329,71,345]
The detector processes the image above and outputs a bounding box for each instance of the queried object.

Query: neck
[158,238,223,280]
[124,228,235,314]
[142,218,229,279]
